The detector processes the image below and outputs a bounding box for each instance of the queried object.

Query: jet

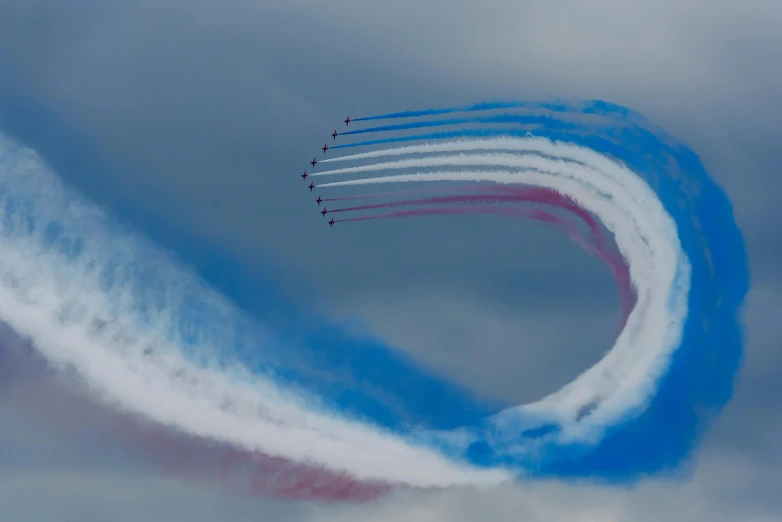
[329,217,335,227]
[309,182,315,191]
[331,130,338,140]
[316,196,322,205]
[311,157,317,167]
[321,207,328,216]
[322,143,329,153]
[344,116,351,126]
[301,171,308,180]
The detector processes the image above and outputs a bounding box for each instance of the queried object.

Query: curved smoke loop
[0,100,747,494]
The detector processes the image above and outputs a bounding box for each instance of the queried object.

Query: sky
[0,0,781,520]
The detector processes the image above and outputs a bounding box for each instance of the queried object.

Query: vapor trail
[354,101,530,121]
[352,99,629,122]
[0,132,511,488]
[1,98,747,497]
[320,137,589,165]
[319,145,689,441]
[333,193,633,325]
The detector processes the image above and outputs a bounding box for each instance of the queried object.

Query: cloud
[323,446,782,522]
[2,444,780,522]
[1,0,779,306]
[0,0,780,519]
[331,291,618,404]
[0,471,312,522]
[703,274,782,456]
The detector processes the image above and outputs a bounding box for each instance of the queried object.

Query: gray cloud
[0,0,780,519]
[0,470,314,522]
[0,0,777,312]
[331,291,619,404]
[2,445,780,522]
[0,0,778,306]
[329,446,782,522]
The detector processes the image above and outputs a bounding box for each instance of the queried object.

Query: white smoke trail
[0,127,691,482]
[319,137,691,446]
[320,137,586,164]
[312,153,590,178]
[0,132,510,487]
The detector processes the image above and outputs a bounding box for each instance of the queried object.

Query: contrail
[322,185,477,202]
[354,101,529,121]
[335,205,567,225]
[332,194,633,326]
[320,137,591,164]
[340,113,576,136]
[313,102,747,476]
[353,99,630,122]
[1,98,747,500]
[328,189,634,323]
[0,132,510,488]
[319,156,688,438]
[312,152,587,178]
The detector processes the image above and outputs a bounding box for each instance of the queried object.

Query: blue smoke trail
[0,89,748,486]
[354,101,534,121]
[0,86,502,434]
[352,99,630,122]
[331,100,749,477]
[341,113,578,136]
[332,129,557,150]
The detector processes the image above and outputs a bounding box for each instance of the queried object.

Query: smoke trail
[323,186,471,202]
[320,159,689,440]
[0,131,509,488]
[312,153,588,178]
[0,98,747,498]
[328,129,517,150]
[341,114,576,136]
[315,112,748,477]
[0,329,390,502]
[354,101,529,121]
[329,190,579,213]
[334,198,632,325]
[328,190,634,323]
[336,205,567,225]
[352,99,632,122]
[321,137,589,164]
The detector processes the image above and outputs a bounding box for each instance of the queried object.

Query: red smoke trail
[0,326,391,503]
[331,187,594,233]
[323,185,470,202]
[334,192,635,328]
[326,185,616,262]
[117,416,392,502]
[336,205,576,228]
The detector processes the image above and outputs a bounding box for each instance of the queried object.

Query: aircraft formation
[300,115,351,227]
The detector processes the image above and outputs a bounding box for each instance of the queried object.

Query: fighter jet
[322,143,329,153]
[344,116,351,126]
[301,171,308,180]
[309,182,315,191]
[311,157,317,167]
[320,207,328,216]
[328,217,335,227]
[316,196,322,205]
[331,130,338,140]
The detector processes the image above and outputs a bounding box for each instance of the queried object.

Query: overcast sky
[0,0,781,520]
